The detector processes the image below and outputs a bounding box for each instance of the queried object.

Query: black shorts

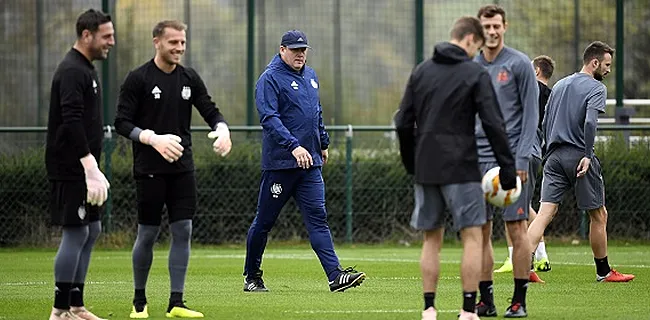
[49,180,101,226]
[135,171,197,225]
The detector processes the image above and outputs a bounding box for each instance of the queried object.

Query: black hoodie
[394,42,516,188]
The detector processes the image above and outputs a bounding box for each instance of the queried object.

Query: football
[481,166,522,207]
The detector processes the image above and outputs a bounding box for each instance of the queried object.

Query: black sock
[478,281,494,306]
[424,292,435,310]
[54,282,72,310]
[133,289,147,312]
[463,291,477,313]
[512,278,529,307]
[70,283,84,307]
[594,256,611,277]
[168,292,184,312]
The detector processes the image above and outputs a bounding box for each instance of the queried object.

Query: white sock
[508,246,513,261]
[535,241,548,260]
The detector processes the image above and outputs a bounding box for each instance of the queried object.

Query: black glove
[499,166,517,190]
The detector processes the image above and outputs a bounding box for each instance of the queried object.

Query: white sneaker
[458,309,481,320]
[422,307,437,320]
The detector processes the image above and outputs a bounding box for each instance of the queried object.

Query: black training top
[46,48,104,180]
[114,60,226,176]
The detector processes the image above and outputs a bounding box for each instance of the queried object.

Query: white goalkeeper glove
[139,129,184,163]
[79,154,110,206]
[208,122,232,156]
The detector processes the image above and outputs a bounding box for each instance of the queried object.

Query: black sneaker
[475,301,497,317]
[504,302,527,318]
[329,266,366,292]
[244,270,269,292]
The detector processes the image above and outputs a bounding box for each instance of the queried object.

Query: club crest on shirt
[497,70,509,83]
[181,86,191,100]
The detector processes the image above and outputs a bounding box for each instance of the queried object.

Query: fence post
[414,0,424,65]
[184,0,192,68]
[103,126,114,232]
[246,0,255,127]
[614,0,634,146]
[345,125,354,243]
[36,0,44,126]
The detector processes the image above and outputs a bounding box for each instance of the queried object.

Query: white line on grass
[200,254,650,268]
[0,281,128,287]
[287,309,458,314]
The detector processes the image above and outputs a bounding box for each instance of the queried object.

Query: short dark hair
[450,16,486,45]
[153,20,187,38]
[477,4,506,23]
[582,41,615,65]
[533,55,555,80]
[76,9,112,38]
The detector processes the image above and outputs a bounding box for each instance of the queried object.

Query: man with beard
[473,4,543,318]
[394,16,517,320]
[46,8,114,320]
[114,20,232,319]
[527,41,635,284]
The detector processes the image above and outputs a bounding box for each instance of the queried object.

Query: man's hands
[517,170,528,184]
[576,157,591,177]
[292,146,313,169]
[322,149,328,165]
[139,129,184,163]
[79,154,110,206]
[207,122,232,157]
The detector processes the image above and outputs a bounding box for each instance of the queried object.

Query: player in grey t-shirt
[473,5,540,318]
[494,55,556,275]
[528,41,634,283]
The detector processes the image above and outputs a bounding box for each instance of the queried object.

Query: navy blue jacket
[256,54,330,170]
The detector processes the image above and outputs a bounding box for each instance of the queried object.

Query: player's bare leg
[459,226,483,320]
[476,220,497,316]
[504,220,532,317]
[527,202,558,249]
[421,228,444,320]
[589,206,634,282]
[529,207,551,271]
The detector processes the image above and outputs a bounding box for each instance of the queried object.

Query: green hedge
[1,134,649,246]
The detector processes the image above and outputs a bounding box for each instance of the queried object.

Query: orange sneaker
[529,270,545,283]
[597,269,635,282]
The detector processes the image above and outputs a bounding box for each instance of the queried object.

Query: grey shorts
[479,157,541,222]
[411,182,486,231]
[541,146,605,210]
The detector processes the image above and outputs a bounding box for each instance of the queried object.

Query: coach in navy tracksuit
[243,30,365,293]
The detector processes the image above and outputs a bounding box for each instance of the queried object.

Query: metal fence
[2,126,650,247]
[2,0,650,127]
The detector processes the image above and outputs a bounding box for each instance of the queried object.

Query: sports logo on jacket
[497,70,509,83]
[92,80,98,94]
[78,205,86,220]
[290,81,299,90]
[181,86,191,100]
[152,86,162,99]
[310,79,318,89]
[271,183,283,198]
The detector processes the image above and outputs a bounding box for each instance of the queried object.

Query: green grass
[1,243,648,319]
